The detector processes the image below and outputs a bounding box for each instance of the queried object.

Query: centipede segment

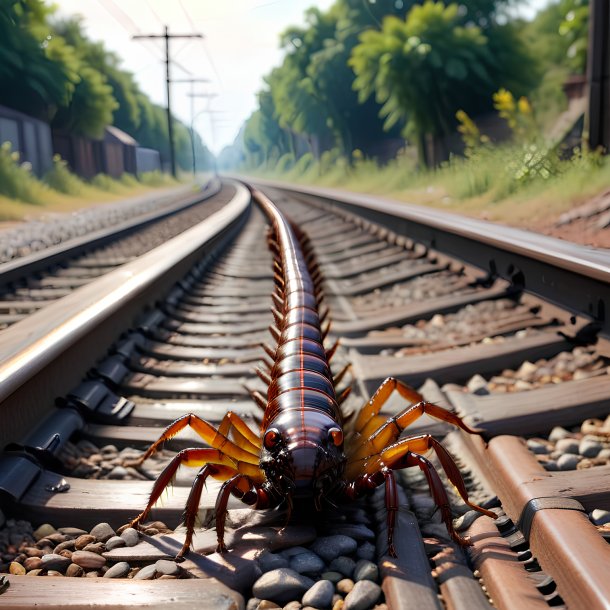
[128,187,494,557]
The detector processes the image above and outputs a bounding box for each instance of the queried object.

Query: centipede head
[259,411,346,510]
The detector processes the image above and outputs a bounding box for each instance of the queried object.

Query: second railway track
[0,179,609,609]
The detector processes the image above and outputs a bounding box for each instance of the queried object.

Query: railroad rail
[0,178,608,610]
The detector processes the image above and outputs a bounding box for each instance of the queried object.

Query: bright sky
[54,0,548,155]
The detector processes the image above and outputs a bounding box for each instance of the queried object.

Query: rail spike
[126,185,495,558]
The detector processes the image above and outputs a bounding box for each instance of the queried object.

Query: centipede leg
[214,474,251,552]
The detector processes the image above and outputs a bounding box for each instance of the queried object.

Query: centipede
[127,187,495,557]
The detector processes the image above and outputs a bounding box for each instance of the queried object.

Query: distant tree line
[218,0,589,169]
[0,0,213,172]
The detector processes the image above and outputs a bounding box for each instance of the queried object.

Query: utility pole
[133,27,203,177]
[173,79,211,175]
[586,0,610,152]
[188,92,217,175]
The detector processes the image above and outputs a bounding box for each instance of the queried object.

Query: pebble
[9,561,26,575]
[134,563,158,580]
[47,570,64,577]
[332,600,344,610]
[555,439,580,455]
[155,559,181,576]
[33,524,56,541]
[259,551,290,573]
[557,454,582,470]
[252,569,315,605]
[284,602,302,610]
[321,571,343,583]
[90,523,116,542]
[290,551,325,575]
[526,439,550,455]
[258,601,281,610]
[343,581,382,610]
[108,466,129,479]
[336,579,355,595]
[83,542,106,554]
[548,426,571,442]
[120,528,140,547]
[23,557,43,571]
[105,536,127,551]
[329,556,355,578]
[591,509,610,526]
[353,560,378,582]
[58,527,88,537]
[54,540,76,553]
[355,542,375,562]
[467,374,489,395]
[71,550,107,569]
[302,580,335,609]
[66,563,85,577]
[309,536,357,562]
[330,524,375,542]
[26,569,43,576]
[104,562,131,578]
[75,535,96,550]
[41,554,71,572]
[247,598,262,610]
[579,437,603,458]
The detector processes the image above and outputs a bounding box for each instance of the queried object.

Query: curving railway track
[0,179,609,609]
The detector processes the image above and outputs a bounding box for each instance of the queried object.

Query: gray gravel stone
[58,527,88,537]
[103,562,131,578]
[155,559,181,576]
[134,563,158,580]
[259,551,290,573]
[302,579,335,609]
[321,571,343,583]
[591,509,610,525]
[252,568,315,605]
[353,559,378,582]
[555,438,580,455]
[90,522,116,543]
[108,466,129,479]
[71,550,107,569]
[527,439,550,455]
[579,437,603,458]
[120,528,139,547]
[548,427,571,442]
[343,580,382,610]
[557,453,582,470]
[41,554,71,572]
[329,556,356,578]
[355,542,375,562]
[105,536,127,551]
[290,551,325,575]
[247,598,261,610]
[330,524,375,541]
[33,524,57,541]
[283,602,302,610]
[309,536,357,562]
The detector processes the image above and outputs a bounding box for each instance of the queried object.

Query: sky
[54,0,549,155]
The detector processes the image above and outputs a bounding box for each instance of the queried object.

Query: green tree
[350,2,535,164]
[0,0,77,120]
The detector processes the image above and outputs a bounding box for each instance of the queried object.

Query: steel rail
[0,181,250,449]
[247,177,610,335]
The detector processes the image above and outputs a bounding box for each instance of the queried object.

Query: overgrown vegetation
[0,144,178,221]
[0,0,214,172]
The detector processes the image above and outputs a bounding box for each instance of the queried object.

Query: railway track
[0,179,609,609]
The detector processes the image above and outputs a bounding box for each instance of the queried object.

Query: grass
[0,144,182,224]
[244,141,610,229]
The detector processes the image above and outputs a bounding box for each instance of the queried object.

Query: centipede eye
[328,427,343,447]
[264,428,281,449]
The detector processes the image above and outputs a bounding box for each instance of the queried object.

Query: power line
[133,27,204,177]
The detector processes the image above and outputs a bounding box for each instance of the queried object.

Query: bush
[91,173,122,192]
[43,155,86,195]
[138,170,175,187]
[119,173,140,188]
[0,142,45,204]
